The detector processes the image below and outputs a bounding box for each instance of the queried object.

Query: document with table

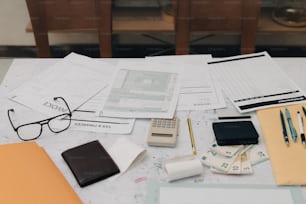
[1,52,306,204]
[208,52,306,113]
[100,60,183,118]
[70,88,135,134]
[146,55,226,111]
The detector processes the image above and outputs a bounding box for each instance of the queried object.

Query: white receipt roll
[164,159,203,182]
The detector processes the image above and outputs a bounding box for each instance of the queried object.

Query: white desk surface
[0,57,305,204]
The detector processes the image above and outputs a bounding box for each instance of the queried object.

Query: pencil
[187,117,197,155]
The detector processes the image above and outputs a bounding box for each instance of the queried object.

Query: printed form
[146,55,226,111]
[100,60,183,118]
[208,52,306,113]
[71,87,135,134]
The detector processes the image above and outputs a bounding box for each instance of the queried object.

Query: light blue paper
[147,181,305,204]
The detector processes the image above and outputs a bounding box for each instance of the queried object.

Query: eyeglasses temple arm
[7,109,17,131]
[54,97,72,115]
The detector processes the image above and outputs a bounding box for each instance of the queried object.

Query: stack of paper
[0,142,82,204]
[8,53,110,116]
[201,143,268,174]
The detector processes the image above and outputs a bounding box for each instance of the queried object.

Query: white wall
[0,0,34,45]
[0,0,99,46]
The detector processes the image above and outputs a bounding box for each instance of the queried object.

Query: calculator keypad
[152,118,177,128]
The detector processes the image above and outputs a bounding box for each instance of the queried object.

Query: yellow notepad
[0,142,82,204]
[257,103,306,185]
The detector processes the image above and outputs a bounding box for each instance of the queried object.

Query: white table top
[0,57,305,204]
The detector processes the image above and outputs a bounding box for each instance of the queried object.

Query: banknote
[201,150,239,172]
[202,143,266,174]
[211,153,253,175]
[211,155,242,174]
[208,143,244,157]
[247,145,269,166]
[240,152,253,174]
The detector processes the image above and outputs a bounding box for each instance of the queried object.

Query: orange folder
[257,103,306,185]
[0,142,82,204]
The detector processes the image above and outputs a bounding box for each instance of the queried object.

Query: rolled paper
[164,158,203,182]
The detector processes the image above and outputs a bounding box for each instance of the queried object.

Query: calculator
[147,118,179,147]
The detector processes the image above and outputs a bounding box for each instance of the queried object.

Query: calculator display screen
[152,133,173,137]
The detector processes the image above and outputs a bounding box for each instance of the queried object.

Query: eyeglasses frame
[7,97,72,141]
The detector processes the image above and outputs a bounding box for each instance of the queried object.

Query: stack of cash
[201,143,268,175]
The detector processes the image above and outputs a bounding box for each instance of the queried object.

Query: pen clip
[280,110,289,145]
[303,106,306,117]
[285,108,297,142]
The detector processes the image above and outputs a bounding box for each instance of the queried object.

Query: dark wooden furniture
[25,0,112,58]
[26,0,271,58]
[175,0,261,55]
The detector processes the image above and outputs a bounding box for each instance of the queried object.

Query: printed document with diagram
[146,55,226,111]
[208,52,306,113]
[8,53,111,116]
[99,61,183,118]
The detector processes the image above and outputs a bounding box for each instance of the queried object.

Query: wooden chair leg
[240,0,261,54]
[97,0,112,58]
[175,19,190,55]
[33,31,51,58]
[98,33,112,58]
[175,0,190,55]
[26,0,51,58]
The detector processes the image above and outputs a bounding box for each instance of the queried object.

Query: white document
[8,53,112,116]
[146,55,226,110]
[70,88,135,134]
[160,186,298,204]
[208,52,306,113]
[100,60,183,118]
[179,65,225,110]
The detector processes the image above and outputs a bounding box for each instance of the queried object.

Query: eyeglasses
[8,97,72,141]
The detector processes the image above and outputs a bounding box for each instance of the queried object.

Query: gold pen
[187,117,197,155]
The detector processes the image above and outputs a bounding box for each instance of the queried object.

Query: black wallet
[212,121,259,146]
[61,140,120,187]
